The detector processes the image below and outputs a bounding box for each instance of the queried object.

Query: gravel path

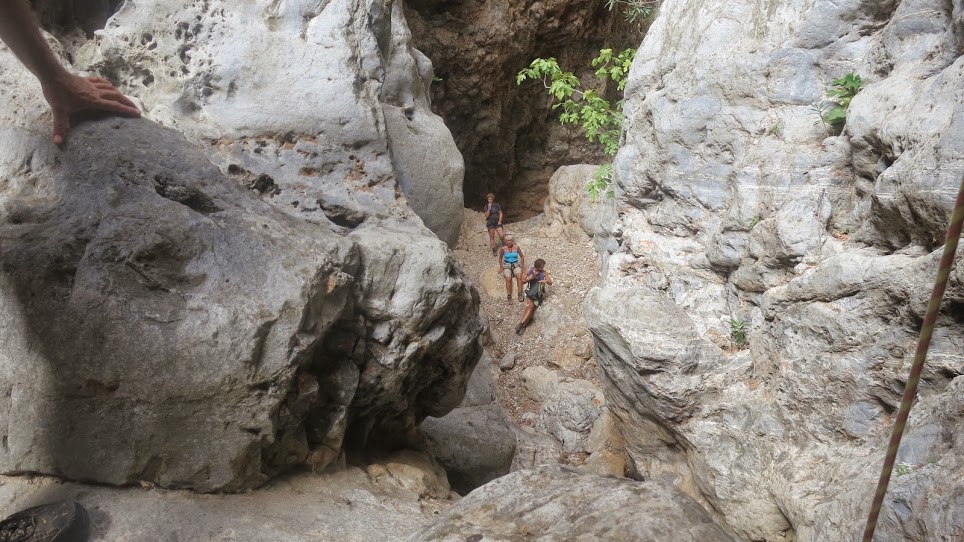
[454,211,601,426]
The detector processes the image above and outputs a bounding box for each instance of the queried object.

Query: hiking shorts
[503,264,521,278]
[526,282,545,301]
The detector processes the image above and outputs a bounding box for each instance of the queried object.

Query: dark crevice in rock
[152,174,222,215]
[316,199,367,228]
[249,173,279,196]
[945,299,964,324]
[405,2,643,219]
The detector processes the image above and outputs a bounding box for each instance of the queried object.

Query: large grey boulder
[0,45,482,490]
[420,353,517,494]
[536,379,604,454]
[407,465,736,542]
[588,0,964,540]
[74,0,463,246]
[542,164,618,249]
[420,404,517,494]
[509,426,562,472]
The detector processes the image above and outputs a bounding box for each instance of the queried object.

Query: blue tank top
[503,247,520,265]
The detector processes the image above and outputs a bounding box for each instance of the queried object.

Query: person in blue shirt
[516,258,552,334]
[483,193,505,256]
[498,234,525,303]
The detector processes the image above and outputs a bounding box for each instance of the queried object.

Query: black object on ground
[0,501,89,542]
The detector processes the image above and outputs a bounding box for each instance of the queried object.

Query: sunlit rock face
[0,2,483,492]
[73,0,464,246]
[588,0,964,540]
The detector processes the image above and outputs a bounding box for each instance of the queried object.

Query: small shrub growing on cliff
[606,0,661,23]
[729,319,748,348]
[516,48,636,200]
[813,72,863,134]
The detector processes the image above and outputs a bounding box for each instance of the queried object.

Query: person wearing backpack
[515,259,552,335]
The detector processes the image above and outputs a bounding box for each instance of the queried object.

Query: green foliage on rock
[606,0,661,23]
[516,48,636,200]
[813,72,863,134]
[587,164,614,201]
[729,319,749,348]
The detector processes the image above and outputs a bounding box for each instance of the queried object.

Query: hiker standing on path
[498,234,525,304]
[0,0,140,145]
[516,258,552,334]
[484,193,505,255]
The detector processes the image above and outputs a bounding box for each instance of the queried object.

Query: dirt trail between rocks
[454,211,601,427]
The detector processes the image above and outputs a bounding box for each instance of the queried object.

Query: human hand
[41,73,140,145]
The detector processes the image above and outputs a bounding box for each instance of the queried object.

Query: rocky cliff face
[588,0,964,540]
[71,0,465,246]
[0,1,483,492]
[405,0,640,217]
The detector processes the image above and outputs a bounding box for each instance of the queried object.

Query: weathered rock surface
[521,366,561,404]
[0,464,451,542]
[536,379,604,454]
[73,0,464,245]
[543,165,618,245]
[0,46,483,490]
[461,350,498,407]
[498,352,517,371]
[587,0,964,540]
[363,450,452,500]
[421,352,517,494]
[509,426,562,472]
[421,403,516,495]
[407,465,736,542]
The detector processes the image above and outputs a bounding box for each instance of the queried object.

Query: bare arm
[0,0,139,144]
[0,0,67,85]
[498,209,503,225]
[518,247,524,271]
[542,271,552,285]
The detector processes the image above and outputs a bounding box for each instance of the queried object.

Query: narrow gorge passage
[454,209,605,464]
[1,0,961,539]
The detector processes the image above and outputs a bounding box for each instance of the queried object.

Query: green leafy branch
[587,163,614,201]
[516,48,636,200]
[813,72,863,135]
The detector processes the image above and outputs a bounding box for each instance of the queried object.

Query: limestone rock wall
[588,0,964,540]
[0,2,483,492]
[72,0,464,246]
